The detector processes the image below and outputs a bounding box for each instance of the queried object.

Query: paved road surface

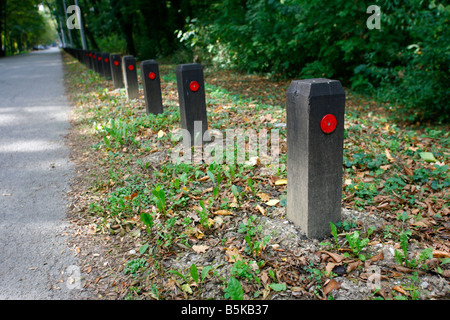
[0,48,79,299]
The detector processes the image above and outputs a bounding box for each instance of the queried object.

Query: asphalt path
[0,48,80,299]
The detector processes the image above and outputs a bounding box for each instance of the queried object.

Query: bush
[178,0,449,123]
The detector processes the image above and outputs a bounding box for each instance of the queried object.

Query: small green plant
[266,269,286,292]
[236,217,271,270]
[395,230,434,269]
[169,263,212,295]
[140,212,154,233]
[306,262,330,297]
[156,217,177,248]
[196,199,213,229]
[330,222,340,248]
[268,283,287,292]
[124,258,148,276]
[238,215,270,256]
[231,184,243,207]
[224,277,244,300]
[151,185,166,218]
[100,118,139,149]
[230,259,261,285]
[136,159,150,170]
[344,229,372,261]
[207,168,224,200]
[139,212,154,254]
[247,176,259,197]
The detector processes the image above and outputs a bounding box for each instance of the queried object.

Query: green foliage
[124,258,148,276]
[178,0,449,123]
[151,185,167,218]
[238,215,271,257]
[345,230,370,261]
[225,277,244,300]
[0,0,57,56]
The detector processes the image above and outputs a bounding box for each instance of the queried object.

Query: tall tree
[110,0,136,56]
[0,0,5,56]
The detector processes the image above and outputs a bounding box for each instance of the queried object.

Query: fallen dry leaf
[266,199,280,206]
[157,130,165,138]
[198,175,210,182]
[124,192,138,201]
[392,285,409,296]
[385,149,395,162]
[441,270,450,278]
[325,262,339,275]
[260,271,269,285]
[369,251,384,263]
[432,250,450,259]
[323,279,340,295]
[245,156,260,167]
[187,226,204,239]
[255,204,266,215]
[274,179,287,186]
[256,192,271,202]
[192,245,210,254]
[404,167,413,176]
[320,251,345,263]
[393,265,424,274]
[225,247,243,263]
[347,260,363,273]
[213,210,233,216]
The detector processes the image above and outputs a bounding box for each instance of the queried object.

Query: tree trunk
[110,1,136,56]
[0,0,5,56]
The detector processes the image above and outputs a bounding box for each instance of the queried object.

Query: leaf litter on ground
[63,53,449,301]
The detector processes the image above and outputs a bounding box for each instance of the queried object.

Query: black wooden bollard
[96,52,104,77]
[176,63,208,146]
[110,54,124,89]
[88,51,94,70]
[286,78,345,239]
[122,55,139,100]
[92,52,98,73]
[85,51,90,68]
[141,60,163,115]
[101,53,112,80]
[95,52,102,75]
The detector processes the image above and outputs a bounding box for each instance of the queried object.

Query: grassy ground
[63,52,449,300]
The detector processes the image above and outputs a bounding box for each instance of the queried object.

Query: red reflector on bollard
[104,58,109,63]
[189,81,199,92]
[320,114,337,134]
[114,61,119,66]
[98,57,102,61]
[128,65,134,71]
[148,72,156,80]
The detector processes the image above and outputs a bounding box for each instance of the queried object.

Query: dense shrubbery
[48,0,448,123]
[178,0,449,123]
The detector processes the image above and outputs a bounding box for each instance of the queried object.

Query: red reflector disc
[320,114,337,134]
[128,65,134,71]
[104,58,109,63]
[98,57,101,61]
[114,61,119,66]
[189,81,199,92]
[148,72,156,80]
